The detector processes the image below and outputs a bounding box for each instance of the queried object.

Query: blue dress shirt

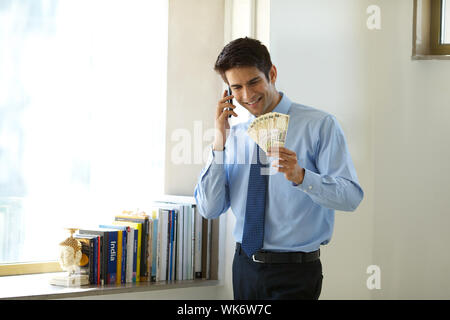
[194,92,364,252]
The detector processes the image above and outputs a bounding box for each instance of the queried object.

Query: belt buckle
[252,254,264,263]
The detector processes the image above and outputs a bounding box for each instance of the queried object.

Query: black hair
[214,37,272,83]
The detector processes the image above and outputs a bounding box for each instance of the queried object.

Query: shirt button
[308,185,313,190]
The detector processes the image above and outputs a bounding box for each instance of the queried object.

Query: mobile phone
[227,86,233,118]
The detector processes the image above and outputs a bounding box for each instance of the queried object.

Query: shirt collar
[272,91,291,115]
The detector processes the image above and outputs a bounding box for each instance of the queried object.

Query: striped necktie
[241,145,268,258]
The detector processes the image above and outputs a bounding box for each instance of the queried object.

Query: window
[0,0,168,271]
[441,0,450,43]
[430,0,450,54]
[413,0,450,57]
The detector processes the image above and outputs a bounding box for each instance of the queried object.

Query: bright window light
[0,0,168,263]
[442,0,450,43]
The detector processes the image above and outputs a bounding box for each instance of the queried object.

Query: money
[247,112,290,152]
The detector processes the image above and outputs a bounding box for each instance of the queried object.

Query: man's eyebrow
[230,76,261,88]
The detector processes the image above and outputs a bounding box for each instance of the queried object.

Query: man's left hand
[267,146,305,185]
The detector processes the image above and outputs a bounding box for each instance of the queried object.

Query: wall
[271,0,450,299]
[164,0,226,197]
[369,0,450,299]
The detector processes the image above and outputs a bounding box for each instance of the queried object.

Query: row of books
[73,196,214,285]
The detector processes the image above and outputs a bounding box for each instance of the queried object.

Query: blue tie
[242,145,268,258]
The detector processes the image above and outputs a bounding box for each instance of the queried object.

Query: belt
[236,242,320,264]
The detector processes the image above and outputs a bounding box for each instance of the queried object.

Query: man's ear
[269,65,277,84]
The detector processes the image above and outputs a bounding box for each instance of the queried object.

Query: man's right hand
[213,90,237,151]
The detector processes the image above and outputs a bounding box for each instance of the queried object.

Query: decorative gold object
[49,227,89,287]
[59,228,82,259]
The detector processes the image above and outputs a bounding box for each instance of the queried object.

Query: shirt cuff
[209,145,225,167]
[292,168,320,195]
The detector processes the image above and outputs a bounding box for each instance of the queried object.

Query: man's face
[225,65,280,117]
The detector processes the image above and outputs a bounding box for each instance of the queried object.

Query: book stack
[73,196,214,285]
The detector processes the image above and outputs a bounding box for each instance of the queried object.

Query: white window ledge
[0,272,220,300]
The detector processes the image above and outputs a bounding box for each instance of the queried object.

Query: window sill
[412,54,450,60]
[0,272,220,300]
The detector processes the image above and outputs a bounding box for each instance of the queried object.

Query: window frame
[0,261,61,276]
[430,0,450,54]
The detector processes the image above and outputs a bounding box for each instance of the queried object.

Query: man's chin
[247,106,266,117]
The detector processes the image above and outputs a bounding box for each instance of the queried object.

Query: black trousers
[232,244,323,300]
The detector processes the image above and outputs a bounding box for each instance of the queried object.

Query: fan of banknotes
[247,112,290,153]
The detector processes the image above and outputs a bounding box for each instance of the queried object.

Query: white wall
[164,0,226,197]
[369,0,450,300]
[271,0,450,299]
[271,0,374,300]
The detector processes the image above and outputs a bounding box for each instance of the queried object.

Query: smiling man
[194,37,364,300]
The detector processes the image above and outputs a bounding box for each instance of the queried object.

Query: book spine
[78,231,105,285]
[74,236,94,284]
[169,210,173,281]
[183,205,190,280]
[122,230,127,284]
[133,229,138,282]
[147,220,153,282]
[151,219,158,282]
[176,208,184,281]
[156,210,164,281]
[92,237,97,285]
[97,236,101,285]
[89,239,95,284]
[125,228,133,283]
[159,209,168,281]
[144,219,150,281]
[107,231,118,284]
[173,210,177,280]
[190,206,195,280]
[206,219,212,280]
[194,207,203,279]
[201,217,208,280]
[116,230,122,285]
[114,216,148,281]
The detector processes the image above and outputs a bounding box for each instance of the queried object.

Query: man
[194,37,364,300]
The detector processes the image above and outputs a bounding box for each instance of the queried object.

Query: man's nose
[242,86,253,102]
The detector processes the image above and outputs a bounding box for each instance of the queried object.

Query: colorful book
[78,228,118,285]
[153,199,200,281]
[114,213,149,282]
[99,224,128,284]
[112,222,136,283]
[113,221,141,282]
[153,202,185,280]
